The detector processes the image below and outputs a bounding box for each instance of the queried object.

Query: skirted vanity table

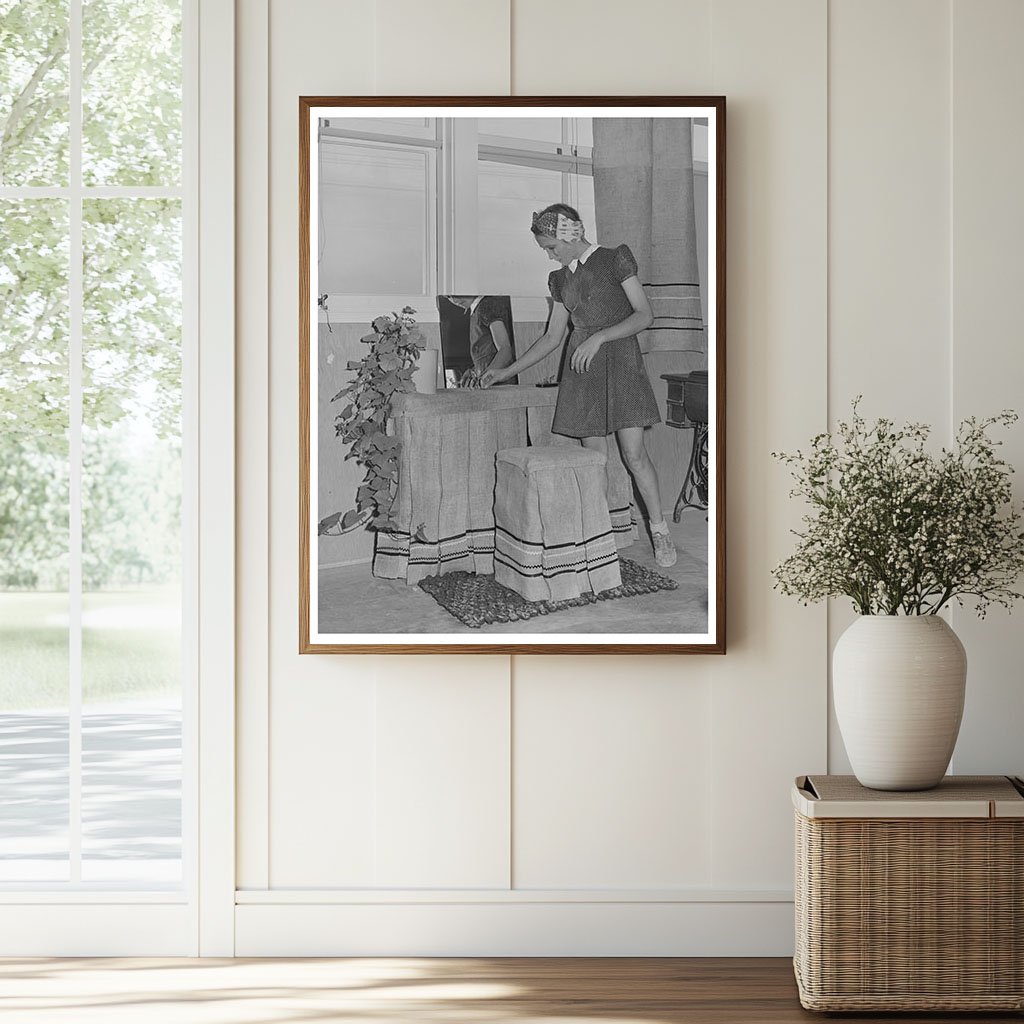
[373,384,638,584]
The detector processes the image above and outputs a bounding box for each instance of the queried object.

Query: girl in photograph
[443,294,515,385]
[481,204,676,568]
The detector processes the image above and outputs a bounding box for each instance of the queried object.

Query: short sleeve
[612,243,639,283]
[476,294,501,325]
[547,269,564,304]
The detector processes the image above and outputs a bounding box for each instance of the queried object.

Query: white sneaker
[652,529,677,568]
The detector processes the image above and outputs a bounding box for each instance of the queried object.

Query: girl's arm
[481,302,570,386]
[569,276,653,373]
[484,320,514,373]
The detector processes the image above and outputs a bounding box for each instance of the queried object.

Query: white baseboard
[235,898,795,957]
[0,896,795,956]
[0,904,195,956]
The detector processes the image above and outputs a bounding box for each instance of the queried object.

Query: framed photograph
[300,96,725,653]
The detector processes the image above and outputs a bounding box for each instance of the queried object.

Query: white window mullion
[67,0,83,886]
[84,186,183,198]
[0,186,181,199]
[448,118,478,293]
[0,187,69,199]
[425,139,438,298]
[181,0,200,915]
[560,118,569,209]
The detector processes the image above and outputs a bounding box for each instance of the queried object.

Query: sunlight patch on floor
[0,957,685,1024]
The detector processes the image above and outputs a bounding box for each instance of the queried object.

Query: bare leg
[614,427,665,523]
[614,427,676,566]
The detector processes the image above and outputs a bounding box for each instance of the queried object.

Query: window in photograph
[317,122,439,298]
[477,117,595,295]
[318,139,436,296]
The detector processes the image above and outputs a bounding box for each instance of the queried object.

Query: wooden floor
[0,957,1020,1023]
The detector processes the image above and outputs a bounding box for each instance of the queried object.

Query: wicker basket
[793,775,1024,1012]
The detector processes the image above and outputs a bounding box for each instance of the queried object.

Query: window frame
[318,121,441,319]
[0,0,230,958]
[319,116,596,324]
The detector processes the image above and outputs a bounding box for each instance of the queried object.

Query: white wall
[234,0,1024,955]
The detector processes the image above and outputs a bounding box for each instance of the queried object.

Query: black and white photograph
[301,99,725,652]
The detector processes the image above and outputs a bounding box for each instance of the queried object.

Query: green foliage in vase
[772,400,1024,617]
[318,308,423,536]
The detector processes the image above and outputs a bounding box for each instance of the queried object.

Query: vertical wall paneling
[236,0,271,892]
[232,0,1024,954]
[708,0,828,888]
[949,0,1024,777]
[511,0,712,95]
[827,0,951,772]
[265,0,377,889]
[374,660,512,888]
[513,657,713,889]
[828,0,951,424]
[270,669,379,886]
[374,0,511,95]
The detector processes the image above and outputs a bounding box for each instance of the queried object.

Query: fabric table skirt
[493,446,622,602]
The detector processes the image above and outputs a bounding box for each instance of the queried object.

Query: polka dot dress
[548,244,661,439]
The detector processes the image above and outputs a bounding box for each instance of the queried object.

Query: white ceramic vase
[414,348,438,394]
[833,615,967,791]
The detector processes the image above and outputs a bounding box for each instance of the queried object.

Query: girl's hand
[570,333,605,373]
[480,366,508,388]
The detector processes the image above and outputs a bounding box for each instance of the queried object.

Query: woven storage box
[793,775,1024,1012]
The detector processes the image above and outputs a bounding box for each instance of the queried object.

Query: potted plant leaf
[318,307,423,536]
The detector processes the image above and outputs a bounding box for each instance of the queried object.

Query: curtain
[592,118,704,357]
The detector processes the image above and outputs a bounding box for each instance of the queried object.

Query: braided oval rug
[417,557,678,629]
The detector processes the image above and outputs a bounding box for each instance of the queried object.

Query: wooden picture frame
[300,96,725,653]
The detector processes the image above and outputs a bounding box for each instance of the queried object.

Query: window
[476,117,595,296]
[317,117,710,326]
[0,0,191,890]
[316,117,597,318]
[317,119,439,301]
[319,140,436,296]
[477,160,564,295]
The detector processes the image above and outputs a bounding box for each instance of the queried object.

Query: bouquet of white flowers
[772,401,1024,617]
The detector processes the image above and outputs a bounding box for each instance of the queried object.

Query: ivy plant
[318,307,423,536]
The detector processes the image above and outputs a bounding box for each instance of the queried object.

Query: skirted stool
[493,446,622,602]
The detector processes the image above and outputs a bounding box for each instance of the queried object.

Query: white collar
[568,243,599,273]
[468,295,483,315]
